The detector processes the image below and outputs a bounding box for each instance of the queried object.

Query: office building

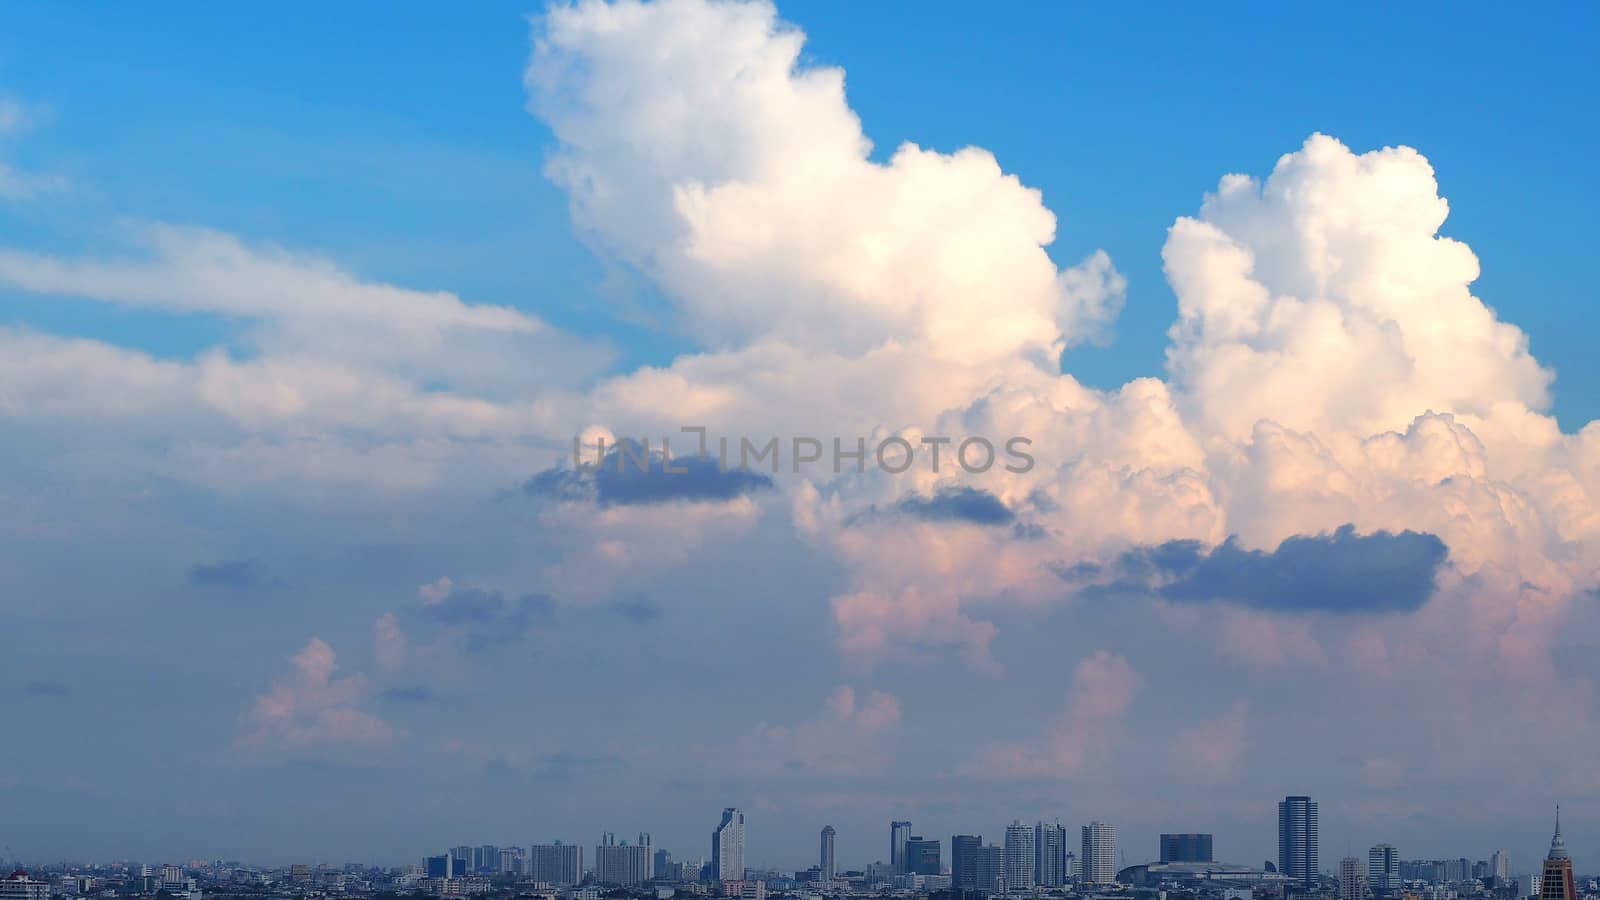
[821,826,837,881]
[1340,857,1364,900]
[1005,820,1036,890]
[424,856,451,880]
[1161,834,1214,864]
[715,807,746,881]
[892,821,914,874]
[1037,823,1069,887]
[1368,845,1399,894]
[1540,810,1577,900]
[952,836,983,890]
[907,836,942,876]
[1279,796,1319,889]
[1081,822,1116,886]
[529,843,583,885]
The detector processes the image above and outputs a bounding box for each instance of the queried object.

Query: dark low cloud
[188,559,289,592]
[420,588,552,652]
[375,685,438,704]
[21,680,72,701]
[1085,524,1448,613]
[524,442,773,507]
[608,598,661,623]
[894,486,1015,525]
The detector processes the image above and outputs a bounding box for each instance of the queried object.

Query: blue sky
[3,0,1599,874]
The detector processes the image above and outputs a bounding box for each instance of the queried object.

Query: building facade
[714,808,746,881]
[1278,796,1319,889]
[1540,811,1577,900]
[1004,821,1036,890]
[892,821,914,874]
[529,843,583,885]
[1081,822,1116,886]
[906,836,941,876]
[820,826,837,881]
[1161,834,1214,864]
[1368,844,1399,894]
[1340,857,1364,900]
[1037,823,1069,887]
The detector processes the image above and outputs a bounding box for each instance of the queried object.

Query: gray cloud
[524,442,773,507]
[21,680,72,701]
[187,559,289,592]
[608,598,661,623]
[848,485,1018,529]
[1088,524,1448,613]
[420,588,552,652]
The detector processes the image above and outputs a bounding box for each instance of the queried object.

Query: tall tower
[713,807,745,881]
[820,826,837,881]
[1080,822,1116,886]
[891,821,913,874]
[1279,796,1319,888]
[1339,857,1364,900]
[1036,823,1068,887]
[1368,844,1399,894]
[1540,808,1577,900]
[1005,820,1037,890]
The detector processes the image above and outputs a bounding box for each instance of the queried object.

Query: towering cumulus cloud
[526,1,1600,729]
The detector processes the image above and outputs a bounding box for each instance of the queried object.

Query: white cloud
[235,638,395,759]
[975,651,1141,778]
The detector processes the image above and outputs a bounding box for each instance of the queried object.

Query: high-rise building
[1540,809,1577,900]
[1036,823,1069,887]
[1160,834,1214,864]
[1005,820,1036,890]
[1368,845,1399,894]
[425,856,450,880]
[595,839,651,885]
[821,826,837,881]
[906,836,941,876]
[1340,857,1364,900]
[973,845,1005,893]
[1491,850,1510,882]
[714,807,746,881]
[892,822,914,875]
[1279,796,1319,889]
[529,842,584,885]
[1080,822,1116,886]
[952,836,983,890]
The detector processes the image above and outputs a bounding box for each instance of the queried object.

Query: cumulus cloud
[235,638,394,759]
[976,652,1141,778]
[742,685,902,775]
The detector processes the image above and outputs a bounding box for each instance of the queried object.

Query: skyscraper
[820,826,837,881]
[892,821,914,874]
[1279,796,1319,889]
[952,836,983,890]
[1005,820,1036,890]
[1160,834,1214,864]
[1036,823,1069,887]
[1540,809,1577,900]
[529,843,583,885]
[595,839,651,885]
[714,807,746,881]
[1368,844,1399,894]
[1080,822,1116,886]
[973,845,1005,893]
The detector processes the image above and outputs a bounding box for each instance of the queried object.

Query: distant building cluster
[5,798,1590,900]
